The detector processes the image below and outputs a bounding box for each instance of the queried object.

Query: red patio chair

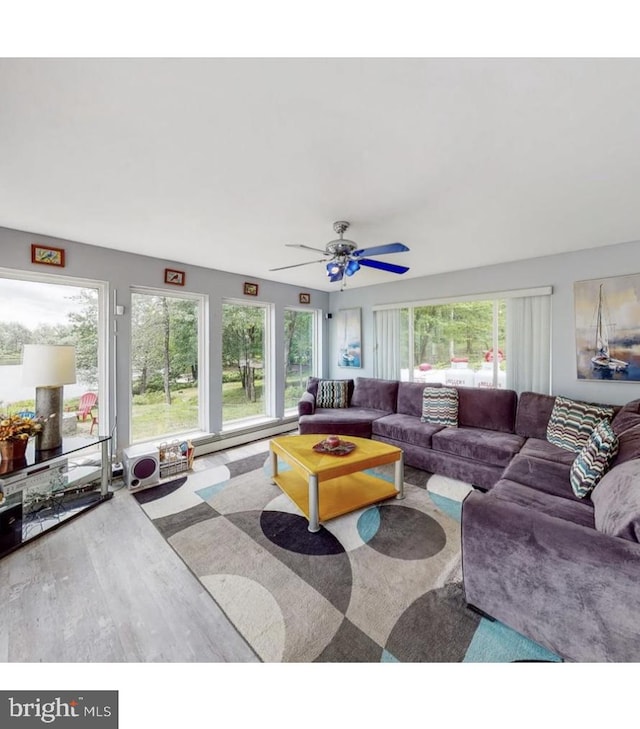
[75,392,98,422]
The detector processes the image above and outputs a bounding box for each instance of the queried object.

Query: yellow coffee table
[269,434,404,532]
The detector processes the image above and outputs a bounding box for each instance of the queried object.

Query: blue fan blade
[353,242,409,258]
[345,259,360,276]
[358,258,410,274]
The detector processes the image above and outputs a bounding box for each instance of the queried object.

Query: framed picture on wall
[336,307,362,368]
[574,273,640,381]
[244,282,259,296]
[31,244,65,267]
[165,268,185,286]
[299,293,311,304]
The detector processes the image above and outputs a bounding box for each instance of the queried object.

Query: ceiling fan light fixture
[345,259,360,276]
[327,261,342,276]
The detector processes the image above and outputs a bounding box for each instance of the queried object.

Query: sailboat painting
[574,274,640,381]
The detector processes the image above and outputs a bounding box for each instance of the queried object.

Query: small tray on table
[312,440,356,456]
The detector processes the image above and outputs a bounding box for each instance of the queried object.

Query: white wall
[0,226,331,450]
[328,237,640,406]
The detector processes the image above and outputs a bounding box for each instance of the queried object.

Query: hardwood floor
[0,436,286,663]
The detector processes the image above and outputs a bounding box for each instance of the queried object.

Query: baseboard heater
[194,419,298,456]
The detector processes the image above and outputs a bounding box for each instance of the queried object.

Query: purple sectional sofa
[299,376,525,490]
[462,393,640,663]
[298,377,640,661]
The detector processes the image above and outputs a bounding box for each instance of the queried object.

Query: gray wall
[4,220,639,454]
[0,226,331,450]
[328,237,640,407]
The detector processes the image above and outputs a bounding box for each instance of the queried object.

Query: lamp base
[35,385,64,451]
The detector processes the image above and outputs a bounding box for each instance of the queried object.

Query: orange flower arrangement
[0,414,45,442]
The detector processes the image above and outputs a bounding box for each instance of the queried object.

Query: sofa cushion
[501,453,578,501]
[421,386,458,427]
[515,391,557,439]
[570,419,619,498]
[518,437,576,466]
[591,459,640,542]
[457,386,518,433]
[306,376,354,402]
[613,424,640,467]
[431,427,525,468]
[611,399,640,467]
[372,413,444,447]
[397,381,440,418]
[611,398,640,435]
[350,377,398,413]
[298,407,388,438]
[546,396,615,453]
[490,479,595,528]
[316,379,350,408]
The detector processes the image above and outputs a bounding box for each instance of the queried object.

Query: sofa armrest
[298,391,316,417]
[461,490,640,662]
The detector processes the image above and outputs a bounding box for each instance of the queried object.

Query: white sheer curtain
[374,309,401,380]
[506,295,551,394]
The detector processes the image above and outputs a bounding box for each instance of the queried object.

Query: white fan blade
[286,244,329,254]
[269,258,327,271]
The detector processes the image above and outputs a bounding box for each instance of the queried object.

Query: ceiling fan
[269,221,410,285]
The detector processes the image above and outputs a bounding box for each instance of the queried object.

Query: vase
[0,438,29,462]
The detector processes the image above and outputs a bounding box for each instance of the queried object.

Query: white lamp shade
[22,344,77,386]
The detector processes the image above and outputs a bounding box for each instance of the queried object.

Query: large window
[0,271,106,434]
[222,301,271,426]
[284,308,318,412]
[377,299,507,388]
[130,289,204,443]
[376,288,552,393]
[410,299,506,388]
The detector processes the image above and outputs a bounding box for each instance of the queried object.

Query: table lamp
[22,344,77,451]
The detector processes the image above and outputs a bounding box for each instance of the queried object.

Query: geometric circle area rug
[133,449,561,663]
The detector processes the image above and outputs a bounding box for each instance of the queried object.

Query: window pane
[222,302,267,424]
[0,278,100,435]
[284,309,315,411]
[408,300,506,387]
[130,292,200,442]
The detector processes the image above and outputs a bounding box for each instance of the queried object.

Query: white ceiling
[2,57,640,291]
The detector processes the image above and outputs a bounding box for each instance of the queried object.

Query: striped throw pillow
[546,396,615,453]
[421,386,458,427]
[570,419,619,498]
[316,380,350,408]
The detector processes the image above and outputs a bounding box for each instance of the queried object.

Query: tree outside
[221,302,266,422]
[412,300,506,369]
[130,293,200,441]
[284,309,315,410]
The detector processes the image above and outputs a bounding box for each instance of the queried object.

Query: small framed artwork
[164,268,185,286]
[244,282,259,296]
[31,244,65,267]
[299,293,311,304]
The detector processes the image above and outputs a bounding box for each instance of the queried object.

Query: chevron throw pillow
[570,419,619,498]
[316,380,350,408]
[546,396,615,453]
[421,386,458,427]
